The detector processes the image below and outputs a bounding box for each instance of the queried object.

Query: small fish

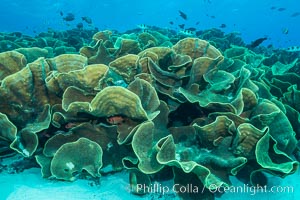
[195,21,200,25]
[59,11,63,16]
[179,29,196,36]
[178,24,185,29]
[82,16,92,24]
[137,24,149,31]
[286,46,300,52]
[206,14,216,19]
[249,37,268,48]
[106,116,125,125]
[282,28,289,34]
[187,27,196,31]
[76,22,83,29]
[220,23,226,28]
[65,122,79,129]
[169,21,174,25]
[277,7,286,11]
[39,130,51,138]
[270,6,276,10]
[63,13,75,21]
[179,10,187,20]
[291,12,300,17]
[47,27,54,32]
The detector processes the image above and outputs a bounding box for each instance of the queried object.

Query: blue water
[0,0,299,48]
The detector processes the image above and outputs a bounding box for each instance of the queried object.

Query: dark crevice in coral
[168,102,204,127]
[150,166,174,182]
[0,155,39,174]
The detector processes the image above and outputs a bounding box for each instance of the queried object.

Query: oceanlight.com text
[208,184,294,196]
[133,183,294,196]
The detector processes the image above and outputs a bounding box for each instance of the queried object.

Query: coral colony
[0,27,299,199]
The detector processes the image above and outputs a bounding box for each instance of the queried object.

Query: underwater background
[0,0,300,200]
[1,0,300,48]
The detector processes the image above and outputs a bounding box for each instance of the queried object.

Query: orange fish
[106,116,124,125]
[65,122,79,129]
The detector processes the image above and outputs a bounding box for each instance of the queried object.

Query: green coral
[0,28,299,200]
[50,138,103,181]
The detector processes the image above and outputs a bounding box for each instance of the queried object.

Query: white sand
[0,164,299,200]
[1,168,147,200]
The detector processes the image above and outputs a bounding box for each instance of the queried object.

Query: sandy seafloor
[0,156,299,200]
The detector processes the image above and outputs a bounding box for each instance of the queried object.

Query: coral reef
[0,27,299,200]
